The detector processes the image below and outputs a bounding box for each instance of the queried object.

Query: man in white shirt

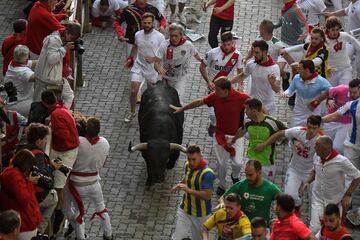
[124,12,165,123]
[200,31,243,136]
[300,136,360,233]
[322,78,360,169]
[296,0,326,33]
[254,115,322,213]
[233,40,281,115]
[91,0,128,28]
[63,117,112,240]
[325,16,360,86]
[154,23,202,101]
[325,0,360,76]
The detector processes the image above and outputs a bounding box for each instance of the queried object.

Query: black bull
[128,83,186,185]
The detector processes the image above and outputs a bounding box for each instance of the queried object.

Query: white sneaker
[169,13,177,23]
[124,112,136,123]
[177,13,186,24]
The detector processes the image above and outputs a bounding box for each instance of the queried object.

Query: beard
[144,26,153,33]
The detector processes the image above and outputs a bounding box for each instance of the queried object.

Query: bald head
[315,136,333,158]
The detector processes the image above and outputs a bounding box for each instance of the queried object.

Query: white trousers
[165,74,188,103]
[344,144,360,170]
[38,189,59,234]
[328,67,353,87]
[284,168,310,207]
[17,229,37,240]
[172,208,208,240]
[213,136,244,189]
[208,106,216,127]
[324,123,351,154]
[168,0,187,5]
[63,181,112,239]
[347,41,360,77]
[310,199,343,234]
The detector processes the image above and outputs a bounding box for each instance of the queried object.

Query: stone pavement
[0,0,360,239]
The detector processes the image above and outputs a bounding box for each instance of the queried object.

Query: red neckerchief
[10,60,25,67]
[170,37,187,47]
[85,134,100,145]
[256,55,276,67]
[190,159,207,171]
[305,42,324,58]
[326,30,340,40]
[321,149,338,164]
[302,71,318,81]
[229,210,244,221]
[220,45,236,59]
[281,0,296,14]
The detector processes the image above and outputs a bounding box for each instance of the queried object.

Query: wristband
[310,100,320,109]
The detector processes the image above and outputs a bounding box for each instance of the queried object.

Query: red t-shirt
[319,226,351,240]
[203,89,250,135]
[1,34,27,75]
[212,0,234,20]
[270,213,312,240]
[50,102,80,151]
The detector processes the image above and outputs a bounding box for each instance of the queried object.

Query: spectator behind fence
[34,22,81,108]
[26,0,67,58]
[41,90,80,235]
[1,19,27,76]
[0,149,42,240]
[4,45,37,118]
[0,210,21,240]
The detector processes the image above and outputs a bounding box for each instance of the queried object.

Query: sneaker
[169,13,177,23]
[216,187,225,196]
[103,234,113,240]
[231,175,239,184]
[124,112,136,123]
[208,124,215,137]
[177,12,186,24]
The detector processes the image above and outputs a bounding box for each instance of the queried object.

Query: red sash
[215,131,236,157]
[68,171,98,224]
[213,52,239,81]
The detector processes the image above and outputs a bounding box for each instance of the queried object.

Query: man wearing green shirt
[221,160,281,227]
[229,98,287,180]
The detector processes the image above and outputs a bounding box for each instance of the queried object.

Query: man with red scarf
[233,40,281,115]
[63,117,112,240]
[282,60,331,127]
[170,144,215,240]
[153,23,202,102]
[300,136,360,233]
[199,31,243,137]
[171,77,250,196]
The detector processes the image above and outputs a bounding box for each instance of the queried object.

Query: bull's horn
[129,142,148,152]
[170,143,187,153]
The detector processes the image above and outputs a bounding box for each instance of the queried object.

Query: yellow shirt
[203,209,251,240]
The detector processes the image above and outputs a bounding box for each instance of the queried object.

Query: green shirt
[244,116,287,166]
[224,179,281,227]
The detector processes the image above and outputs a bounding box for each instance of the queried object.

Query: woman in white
[4,45,36,117]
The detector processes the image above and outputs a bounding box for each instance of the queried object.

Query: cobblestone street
[0,0,359,239]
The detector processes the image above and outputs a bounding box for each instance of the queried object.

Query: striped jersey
[180,161,215,217]
[244,116,287,166]
[338,99,360,150]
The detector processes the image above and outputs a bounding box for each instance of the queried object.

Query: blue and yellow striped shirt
[180,161,215,217]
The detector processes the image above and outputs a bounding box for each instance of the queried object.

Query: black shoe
[64,224,74,237]
[103,234,113,240]
[231,175,239,184]
[208,124,215,137]
[216,187,225,196]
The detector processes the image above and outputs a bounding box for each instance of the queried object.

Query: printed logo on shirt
[181,50,186,56]
[215,65,234,72]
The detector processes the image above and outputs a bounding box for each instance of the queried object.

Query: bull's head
[129,140,186,185]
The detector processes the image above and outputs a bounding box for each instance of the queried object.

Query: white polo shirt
[312,153,360,204]
[337,99,360,149]
[284,127,319,175]
[155,39,197,79]
[345,0,360,32]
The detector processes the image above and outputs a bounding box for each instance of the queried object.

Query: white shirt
[132,29,165,74]
[155,39,197,79]
[345,0,360,32]
[285,127,319,174]
[312,153,360,204]
[244,60,280,114]
[326,32,360,69]
[256,35,284,60]
[203,47,243,81]
[70,136,110,183]
[297,0,326,26]
[91,0,128,17]
[4,63,34,103]
[337,99,360,149]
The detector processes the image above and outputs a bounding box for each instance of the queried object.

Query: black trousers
[208,15,234,48]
